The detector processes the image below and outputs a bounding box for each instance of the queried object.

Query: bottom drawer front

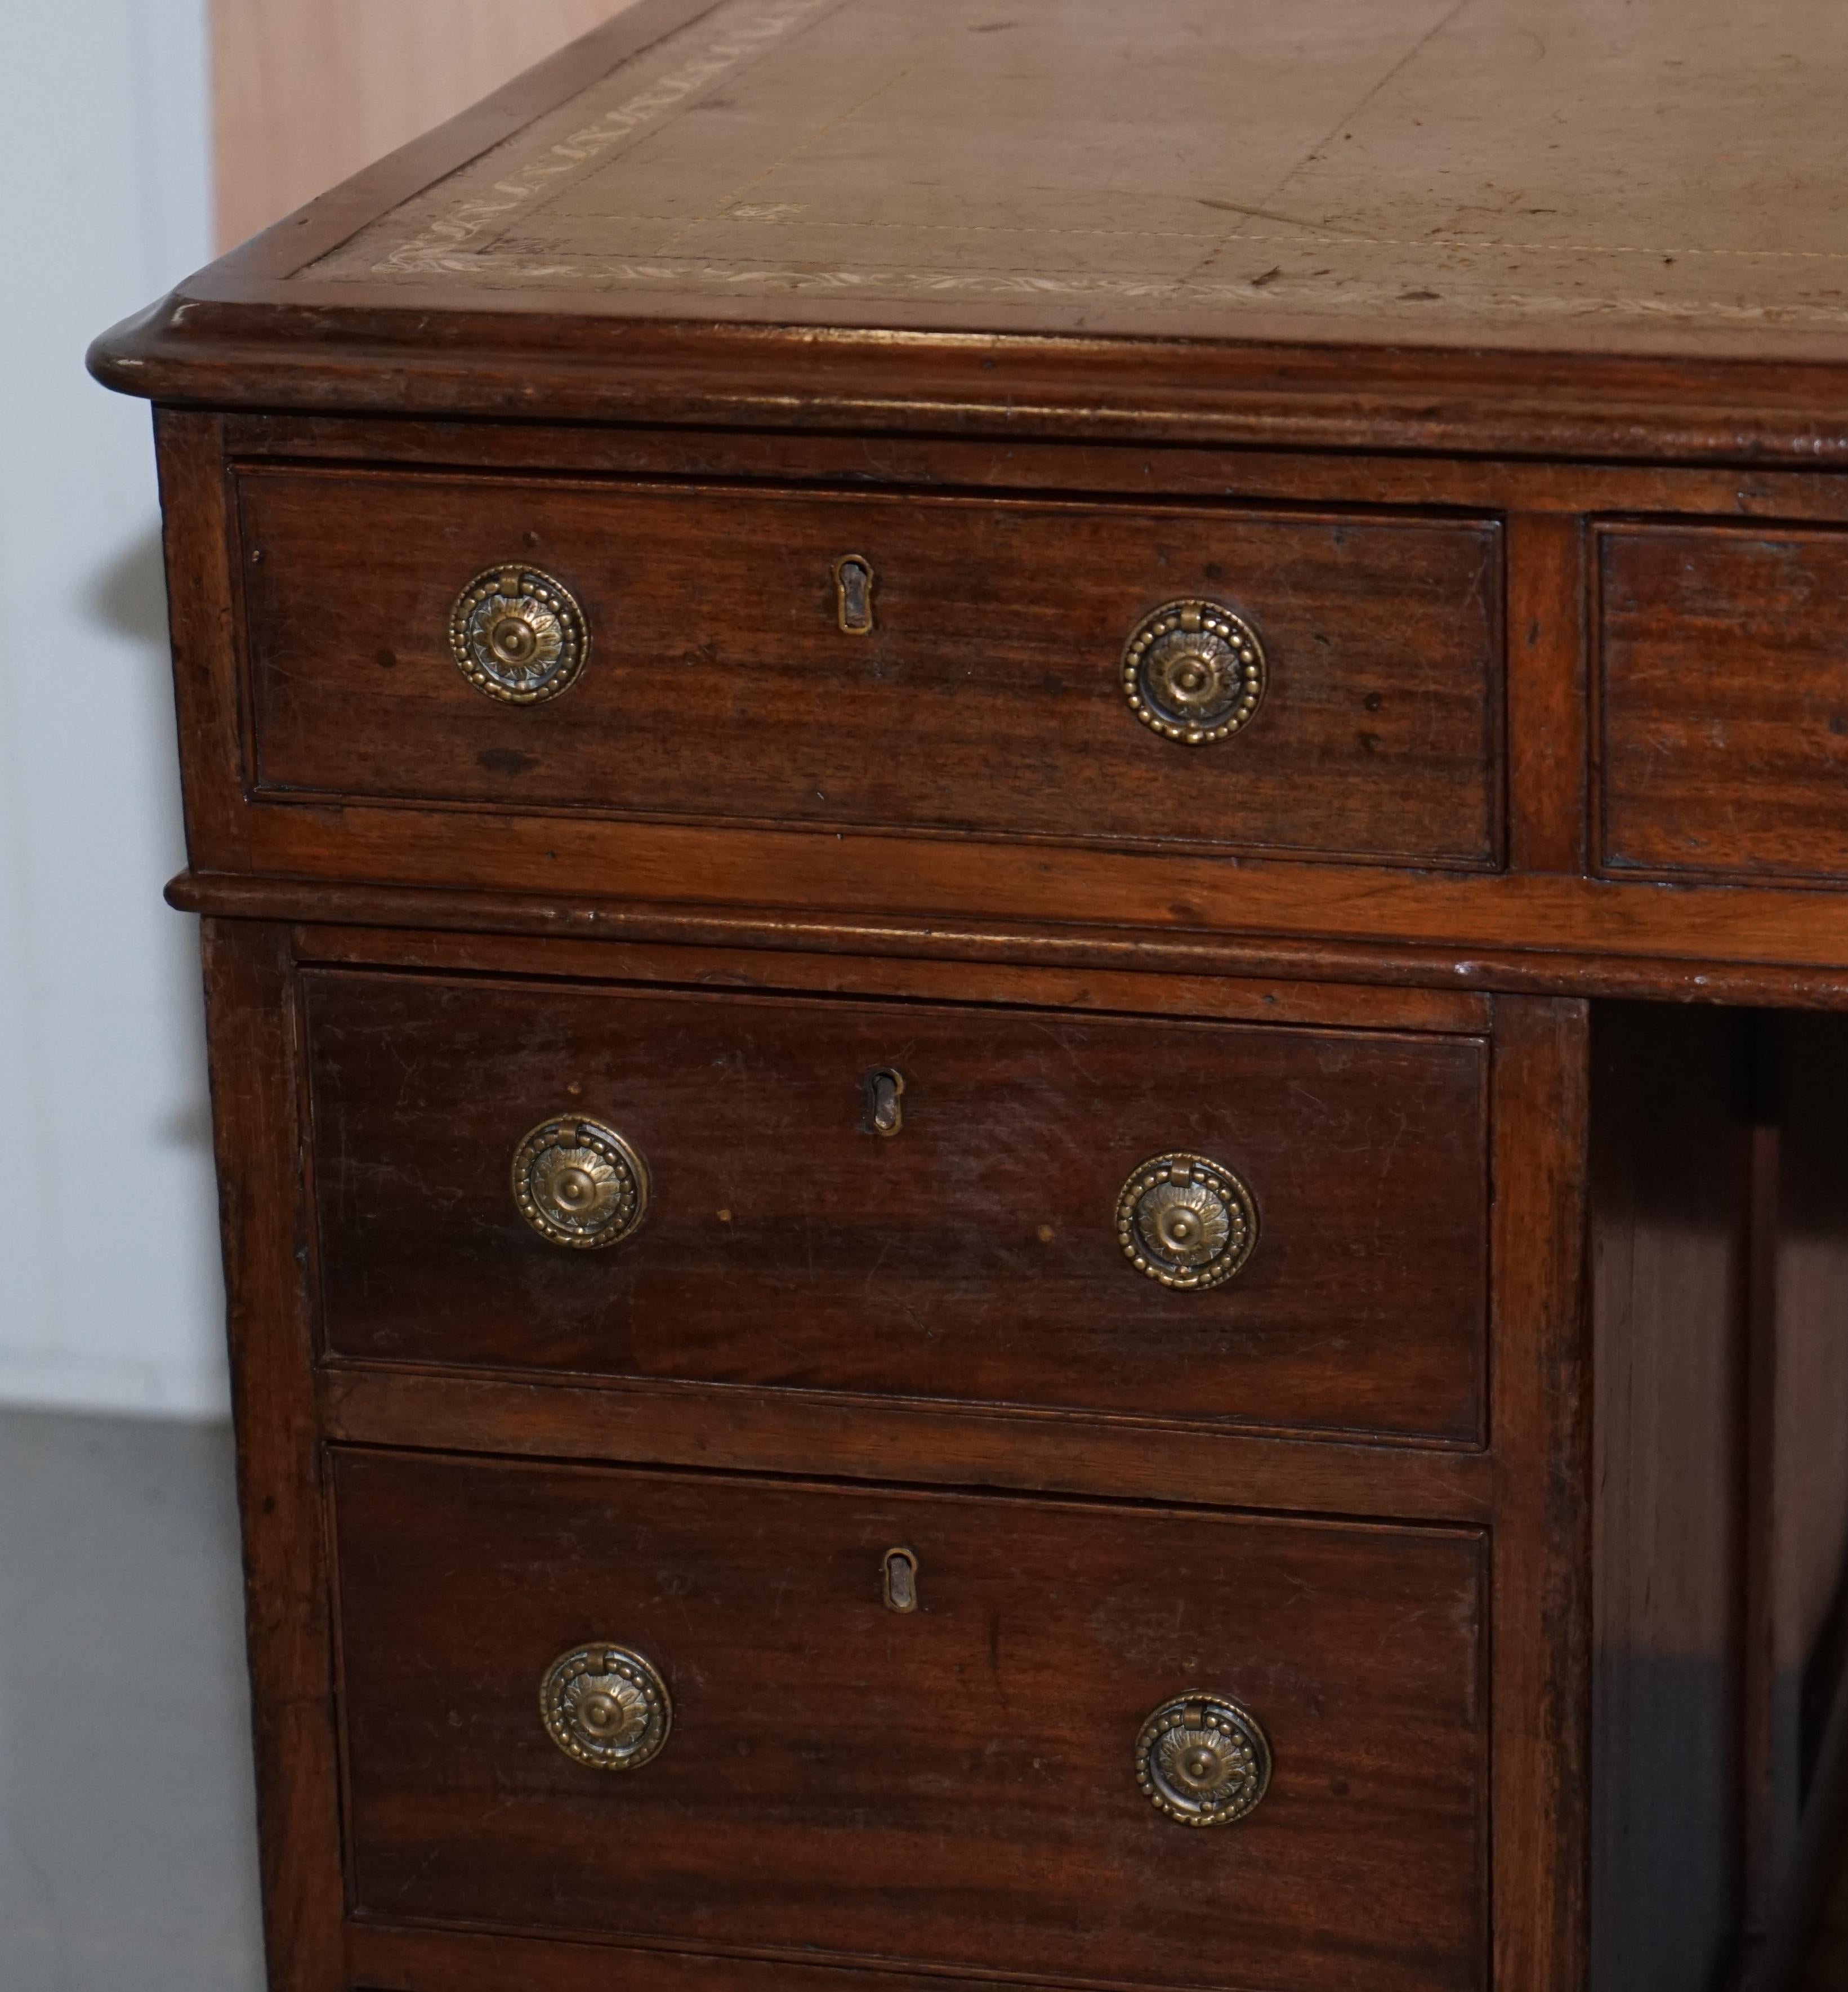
[334,1453,1487,1992]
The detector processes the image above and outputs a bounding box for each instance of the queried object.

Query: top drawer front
[1601,523,1848,883]
[239,470,1503,866]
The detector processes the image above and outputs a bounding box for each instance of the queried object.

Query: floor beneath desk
[0,1407,264,1992]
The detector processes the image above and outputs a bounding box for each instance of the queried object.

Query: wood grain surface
[133,407,1848,991]
[332,1449,1488,1992]
[236,467,1502,867]
[197,922,346,1990]
[1600,523,1848,885]
[304,969,1490,1443]
[1483,998,1592,1992]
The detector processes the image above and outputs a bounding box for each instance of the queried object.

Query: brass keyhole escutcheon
[540,1644,672,1771]
[1121,599,1266,745]
[862,1067,905,1137]
[1116,1151,1258,1291]
[449,563,590,703]
[833,554,876,634]
[882,1547,919,1612]
[512,1116,650,1249]
[1136,1693,1271,1825]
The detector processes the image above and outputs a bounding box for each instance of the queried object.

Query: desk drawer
[333,1450,1487,1992]
[239,469,1502,867]
[1601,522,1848,883]
[305,971,1489,1444]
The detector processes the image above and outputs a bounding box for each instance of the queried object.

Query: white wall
[0,0,226,1415]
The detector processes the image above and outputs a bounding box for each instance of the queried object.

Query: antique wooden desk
[92,3,1848,1987]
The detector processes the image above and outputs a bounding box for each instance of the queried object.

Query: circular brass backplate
[1115,1151,1258,1291]
[1121,599,1266,745]
[449,564,589,703]
[1137,1692,1272,1826]
[512,1116,649,1249]
[540,1643,672,1771]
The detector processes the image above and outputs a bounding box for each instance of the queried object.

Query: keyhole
[861,1067,905,1137]
[882,1548,918,1612]
[833,554,875,635]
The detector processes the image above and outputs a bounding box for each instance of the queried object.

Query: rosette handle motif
[539,1643,672,1771]
[449,563,589,704]
[1136,1692,1273,1826]
[1121,598,1266,746]
[512,1116,650,1250]
[1115,1151,1259,1291]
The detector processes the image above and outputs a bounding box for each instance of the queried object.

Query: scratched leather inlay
[307,0,1848,345]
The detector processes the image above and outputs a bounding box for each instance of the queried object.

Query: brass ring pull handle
[1137,1692,1272,1826]
[512,1116,650,1249]
[540,1643,672,1770]
[1121,599,1266,745]
[450,563,590,703]
[1116,1151,1259,1290]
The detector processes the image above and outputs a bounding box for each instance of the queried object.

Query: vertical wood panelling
[198,918,345,1990]
[1506,513,1588,874]
[211,0,641,250]
[1766,1017,1848,1953]
[1488,996,1593,1992]
[1589,1005,1753,1992]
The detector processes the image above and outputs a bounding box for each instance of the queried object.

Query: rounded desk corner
[164,871,209,916]
[87,295,189,402]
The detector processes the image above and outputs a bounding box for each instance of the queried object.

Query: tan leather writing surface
[307,0,1848,348]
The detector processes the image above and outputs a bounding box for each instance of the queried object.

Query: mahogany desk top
[90,0,1848,1006]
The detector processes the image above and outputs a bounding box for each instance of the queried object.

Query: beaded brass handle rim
[1116,1151,1259,1291]
[512,1115,650,1250]
[449,563,590,705]
[1121,598,1266,746]
[1136,1691,1273,1825]
[540,1643,672,1771]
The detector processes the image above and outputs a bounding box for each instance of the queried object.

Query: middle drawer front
[306,972,1489,1444]
[333,1451,1488,1992]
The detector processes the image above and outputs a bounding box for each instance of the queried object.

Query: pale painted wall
[214,0,633,250]
[1,1,640,1416]
[0,0,225,1414]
